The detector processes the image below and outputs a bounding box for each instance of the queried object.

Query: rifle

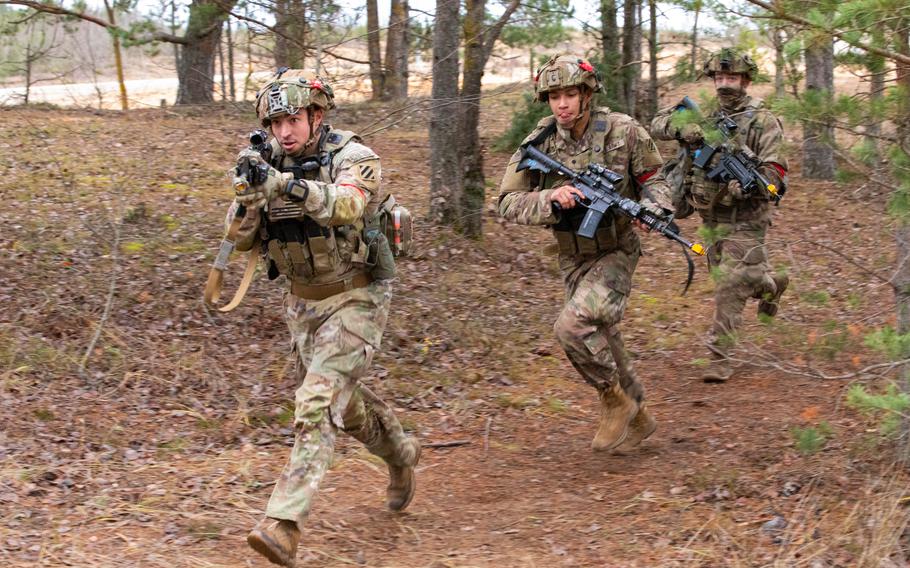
[205,130,274,312]
[233,128,273,195]
[676,96,782,204]
[516,144,706,293]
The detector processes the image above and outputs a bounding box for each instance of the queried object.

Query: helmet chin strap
[293,108,321,156]
[562,91,593,132]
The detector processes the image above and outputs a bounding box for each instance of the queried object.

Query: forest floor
[1,81,908,568]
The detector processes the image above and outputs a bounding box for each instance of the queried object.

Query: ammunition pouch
[551,209,633,256]
[265,212,341,280]
[362,227,397,280]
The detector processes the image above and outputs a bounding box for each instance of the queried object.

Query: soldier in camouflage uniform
[650,48,789,383]
[225,69,420,567]
[499,55,676,452]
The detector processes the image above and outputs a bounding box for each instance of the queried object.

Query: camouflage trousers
[553,248,645,403]
[266,281,411,527]
[705,219,785,357]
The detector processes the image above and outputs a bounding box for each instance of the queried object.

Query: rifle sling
[203,213,260,313]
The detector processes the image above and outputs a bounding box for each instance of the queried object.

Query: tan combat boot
[387,436,421,511]
[758,273,789,318]
[702,356,733,383]
[591,382,639,452]
[247,517,300,567]
[615,403,657,452]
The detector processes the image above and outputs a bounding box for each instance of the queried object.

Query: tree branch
[743,0,910,66]
[0,0,187,43]
[482,0,521,61]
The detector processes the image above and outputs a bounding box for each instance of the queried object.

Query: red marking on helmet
[578,60,595,73]
[768,162,787,177]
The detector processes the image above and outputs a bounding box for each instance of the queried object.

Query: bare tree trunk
[226,18,235,101]
[274,0,306,69]
[24,41,32,105]
[175,0,236,105]
[429,0,461,225]
[773,27,785,98]
[382,0,409,99]
[647,0,657,120]
[171,0,181,75]
[460,0,486,237]
[895,24,910,462]
[102,0,128,110]
[218,25,227,101]
[244,22,253,101]
[690,3,700,75]
[274,0,289,67]
[601,0,620,104]
[366,0,383,99]
[802,39,836,179]
[458,0,520,237]
[621,0,639,116]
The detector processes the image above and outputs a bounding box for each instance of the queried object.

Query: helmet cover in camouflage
[534,55,604,102]
[255,69,336,127]
[702,48,759,81]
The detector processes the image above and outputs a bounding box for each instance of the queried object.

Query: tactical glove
[232,149,293,208]
[678,123,704,145]
[728,180,747,200]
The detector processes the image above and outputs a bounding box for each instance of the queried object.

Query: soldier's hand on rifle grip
[550,185,586,210]
[678,123,704,146]
[728,179,747,200]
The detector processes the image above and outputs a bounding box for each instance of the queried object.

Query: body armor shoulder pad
[604,110,636,128]
[523,116,558,145]
[323,128,360,153]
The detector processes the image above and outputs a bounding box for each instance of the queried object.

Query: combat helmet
[702,48,759,81]
[255,68,336,127]
[534,55,603,102]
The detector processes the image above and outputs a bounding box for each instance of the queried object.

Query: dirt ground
[1,81,908,568]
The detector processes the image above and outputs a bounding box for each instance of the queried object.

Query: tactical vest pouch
[308,233,340,275]
[285,241,313,279]
[363,227,397,280]
[554,230,578,256]
[268,240,293,277]
[553,226,620,256]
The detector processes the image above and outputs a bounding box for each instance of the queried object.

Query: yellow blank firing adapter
[767,184,778,197]
[691,243,706,256]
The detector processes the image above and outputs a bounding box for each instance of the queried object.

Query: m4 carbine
[234,129,274,194]
[517,144,706,256]
[676,96,782,204]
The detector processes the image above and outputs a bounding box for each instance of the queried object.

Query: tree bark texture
[600,0,620,105]
[772,27,784,98]
[460,0,486,237]
[621,0,639,117]
[366,0,383,99]
[690,3,700,75]
[802,39,836,179]
[429,0,461,225]
[274,0,306,69]
[457,0,520,237]
[647,0,657,120]
[176,0,236,105]
[226,18,235,101]
[895,23,910,462]
[102,0,128,110]
[382,0,409,99]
